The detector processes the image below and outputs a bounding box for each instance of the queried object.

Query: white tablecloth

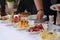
[0,20,42,40]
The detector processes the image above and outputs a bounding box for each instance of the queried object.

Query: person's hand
[36,11,44,22]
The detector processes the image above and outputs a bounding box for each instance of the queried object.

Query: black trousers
[42,0,58,24]
[16,0,37,15]
[46,10,57,24]
[0,0,6,16]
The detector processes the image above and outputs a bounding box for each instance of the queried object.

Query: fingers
[36,14,41,22]
[36,11,44,22]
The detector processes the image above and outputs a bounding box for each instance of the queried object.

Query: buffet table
[0,15,60,40]
[0,20,42,40]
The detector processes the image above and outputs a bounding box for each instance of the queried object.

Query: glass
[47,15,54,32]
[49,15,54,24]
[56,11,60,26]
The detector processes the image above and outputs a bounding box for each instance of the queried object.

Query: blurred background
[5,0,20,14]
[0,0,60,25]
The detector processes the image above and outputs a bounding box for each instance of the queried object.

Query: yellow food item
[10,12,14,19]
[18,20,29,29]
[40,30,57,40]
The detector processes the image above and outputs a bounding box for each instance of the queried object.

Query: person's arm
[34,0,44,22]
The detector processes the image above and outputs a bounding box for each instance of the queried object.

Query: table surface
[0,19,60,40]
[0,20,42,40]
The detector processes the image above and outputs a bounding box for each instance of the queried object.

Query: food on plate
[19,12,31,17]
[57,6,60,10]
[17,19,29,29]
[10,16,20,23]
[10,12,21,23]
[0,16,8,20]
[39,30,57,40]
[10,12,30,23]
[53,6,56,9]
[28,24,44,32]
[52,6,60,10]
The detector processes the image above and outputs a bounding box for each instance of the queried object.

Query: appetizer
[28,24,44,32]
[10,16,20,23]
[40,30,57,40]
[17,18,29,29]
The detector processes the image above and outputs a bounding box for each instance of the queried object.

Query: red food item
[53,7,56,9]
[57,6,60,10]
[38,24,43,29]
[34,25,38,28]
[15,16,18,18]
[15,16,19,19]
[13,16,19,23]
[33,28,39,32]
[28,24,44,32]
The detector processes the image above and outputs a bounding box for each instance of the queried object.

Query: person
[16,0,44,22]
[42,0,60,24]
[0,0,6,16]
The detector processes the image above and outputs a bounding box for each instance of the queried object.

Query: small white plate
[28,15,46,20]
[50,4,60,11]
[15,24,26,30]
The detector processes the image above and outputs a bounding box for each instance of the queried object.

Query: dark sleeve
[16,0,26,14]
